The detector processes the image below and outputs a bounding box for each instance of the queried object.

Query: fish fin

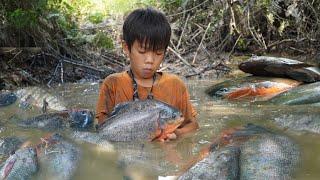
[109,102,131,117]
[2,158,16,179]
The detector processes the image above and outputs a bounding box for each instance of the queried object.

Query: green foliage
[93,32,114,49]
[8,9,38,28]
[236,37,248,51]
[88,12,104,24]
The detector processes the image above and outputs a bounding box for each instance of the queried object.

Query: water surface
[0,79,319,180]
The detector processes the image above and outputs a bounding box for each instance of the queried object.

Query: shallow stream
[0,79,319,180]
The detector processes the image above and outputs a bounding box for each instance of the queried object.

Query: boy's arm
[95,79,115,125]
[172,83,199,138]
[174,119,199,136]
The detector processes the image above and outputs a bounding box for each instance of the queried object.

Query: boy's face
[123,40,165,79]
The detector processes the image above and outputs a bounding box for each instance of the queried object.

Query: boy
[95,8,198,140]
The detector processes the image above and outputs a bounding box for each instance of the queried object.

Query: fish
[36,133,80,180]
[0,92,17,107]
[269,81,320,105]
[205,76,300,101]
[178,146,240,179]
[0,136,24,160]
[239,56,320,82]
[240,133,299,179]
[18,109,94,131]
[179,124,300,179]
[97,99,184,142]
[273,109,320,134]
[15,86,67,111]
[0,147,38,180]
[71,131,114,153]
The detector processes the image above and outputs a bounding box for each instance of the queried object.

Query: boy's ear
[122,41,129,55]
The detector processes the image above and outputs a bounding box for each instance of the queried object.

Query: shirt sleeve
[177,80,197,127]
[95,77,115,124]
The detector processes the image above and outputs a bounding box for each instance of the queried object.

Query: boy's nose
[144,52,155,64]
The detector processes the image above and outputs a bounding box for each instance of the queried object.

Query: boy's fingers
[167,133,177,140]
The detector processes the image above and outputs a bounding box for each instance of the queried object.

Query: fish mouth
[152,116,184,141]
[166,116,184,130]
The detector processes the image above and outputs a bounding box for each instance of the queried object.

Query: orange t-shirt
[95,71,197,126]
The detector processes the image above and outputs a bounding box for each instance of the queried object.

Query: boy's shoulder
[103,71,130,84]
[160,72,186,87]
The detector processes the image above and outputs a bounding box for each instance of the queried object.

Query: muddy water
[0,80,319,180]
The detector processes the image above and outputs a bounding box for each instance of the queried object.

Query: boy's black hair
[123,8,171,52]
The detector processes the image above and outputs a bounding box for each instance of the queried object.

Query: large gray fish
[239,56,320,82]
[0,147,38,180]
[179,124,299,180]
[0,92,17,107]
[269,82,320,105]
[240,133,299,179]
[178,146,240,180]
[71,132,177,177]
[0,136,24,161]
[36,133,80,180]
[71,131,114,152]
[273,109,320,134]
[15,86,66,111]
[97,99,184,142]
[205,76,300,101]
[18,109,94,131]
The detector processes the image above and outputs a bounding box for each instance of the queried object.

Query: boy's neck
[135,78,154,87]
[130,71,158,88]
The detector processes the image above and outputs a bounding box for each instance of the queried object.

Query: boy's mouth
[142,68,153,75]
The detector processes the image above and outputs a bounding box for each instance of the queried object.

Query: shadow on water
[0,79,319,179]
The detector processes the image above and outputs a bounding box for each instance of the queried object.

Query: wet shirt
[95,71,197,126]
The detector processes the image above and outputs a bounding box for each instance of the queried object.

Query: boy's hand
[165,129,183,141]
[166,133,177,140]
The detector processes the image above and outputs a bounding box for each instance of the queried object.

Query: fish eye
[81,111,87,115]
[221,88,228,92]
[172,113,176,119]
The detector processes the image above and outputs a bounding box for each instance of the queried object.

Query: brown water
[0,80,320,180]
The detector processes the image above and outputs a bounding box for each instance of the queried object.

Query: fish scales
[0,147,38,180]
[270,82,320,105]
[98,99,183,142]
[240,134,300,179]
[178,146,240,180]
[37,133,80,180]
[179,125,300,180]
[15,87,66,111]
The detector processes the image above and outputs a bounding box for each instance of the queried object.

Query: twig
[17,69,40,84]
[167,46,191,67]
[8,50,22,63]
[43,53,115,73]
[170,40,178,52]
[192,22,211,64]
[289,47,306,54]
[228,34,242,58]
[190,28,202,42]
[177,14,190,50]
[185,62,231,78]
[47,61,61,87]
[247,8,267,50]
[267,38,307,49]
[60,60,64,83]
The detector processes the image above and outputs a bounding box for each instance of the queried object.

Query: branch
[167,46,191,67]
[192,22,211,64]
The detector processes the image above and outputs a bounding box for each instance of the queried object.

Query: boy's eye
[156,51,164,55]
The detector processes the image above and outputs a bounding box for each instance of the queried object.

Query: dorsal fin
[108,102,131,117]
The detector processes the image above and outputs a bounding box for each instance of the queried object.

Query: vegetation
[0,0,319,89]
